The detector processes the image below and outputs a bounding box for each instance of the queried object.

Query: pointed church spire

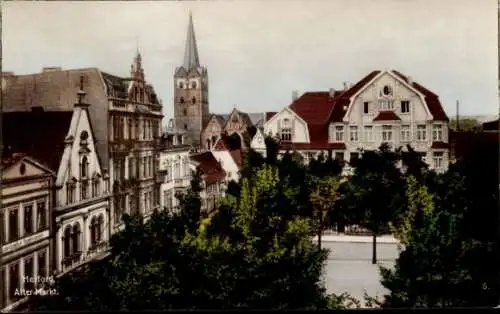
[183,11,200,70]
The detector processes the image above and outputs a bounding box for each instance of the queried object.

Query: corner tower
[174,12,210,147]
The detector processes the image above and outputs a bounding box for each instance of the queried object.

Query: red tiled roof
[3,111,73,171]
[213,137,229,151]
[373,111,401,121]
[279,142,346,150]
[229,149,243,169]
[266,112,277,121]
[431,141,449,149]
[189,152,226,184]
[391,70,449,122]
[329,71,382,122]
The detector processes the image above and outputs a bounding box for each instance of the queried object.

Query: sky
[3,0,498,123]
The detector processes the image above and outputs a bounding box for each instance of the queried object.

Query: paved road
[321,241,399,302]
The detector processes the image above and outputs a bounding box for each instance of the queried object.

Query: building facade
[252,70,450,172]
[1,154,54,312]
[158,133,192,214]
[2,89,111,282]
[189,152,226,212]
[2,52,163,234]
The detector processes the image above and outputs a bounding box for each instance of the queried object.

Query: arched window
[63,226,72,258]
[81,156,88,178]
[180,97,185,104]
[72,223,81,254]
[179,82,184,89]
[90,217,97,247]
[80,131,89,145]
[192,97,196,104]
[191,81,197,89]
[97,215,104,242]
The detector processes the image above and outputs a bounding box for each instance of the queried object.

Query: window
[184,124,188,130]
[432,125,443,141]
[72,223,81,254]
[280,119,292,142]
[432,152,444,169]
[24,256,34,290]
[89,215,103,248]
[382,125,393,142]
[379,100,394,110]
[191,81,197,89]
[92,179,100,198]
[192,97,196,104]
[37,250,47,279]
[105,179,110,193]
[143,192,148,212]
[9,262,20,301]
[128,118,133,139]
[24,204,33,235]
[183,108,187,116]
[67,183,75,204]
[63,226,72,259]
[143,157,147,178]
[135,119,140,139]
[174,159,181,179]
[401,101,410,113]
[303,152,315,164]
[81,180,89,200]
[80,156,88,178]
[80,131,89,146]
[382,85,392,96]
[128,157,135,179]
[142,120,147,140]
[180,97,185,104]
[417,125,427,141]
[401,125,411,142]
[36,201,47,231]
[9,208,18,242]
[363,102,369,114]
[164,190,173,211]
[179,82,184,89]
[349,126,358,142]
[334,126,344,142]
[335,152,344,162]
[364,126,373,142]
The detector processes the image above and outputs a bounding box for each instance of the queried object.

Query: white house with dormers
[211,137,243,183]
[252,70,450,173]
[158,132,192,214]
[3,88,111,279]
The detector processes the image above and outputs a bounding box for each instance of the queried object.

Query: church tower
[174,12,210,147]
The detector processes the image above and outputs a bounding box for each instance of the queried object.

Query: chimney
[292,90,299,101]
[407,76,413,85]
[42,67,62,73]
[329,88,336,98]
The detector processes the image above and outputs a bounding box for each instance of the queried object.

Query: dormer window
[80,156,89,179]
[80,131,89,146]
[382,85,392,96]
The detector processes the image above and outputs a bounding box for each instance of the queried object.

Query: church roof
[183,12,200,71]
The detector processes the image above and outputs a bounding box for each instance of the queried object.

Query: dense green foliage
[29,134,499,309]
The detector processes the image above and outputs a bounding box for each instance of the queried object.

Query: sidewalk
[312,234,399,244]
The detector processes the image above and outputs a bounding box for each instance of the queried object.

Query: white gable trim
[342,70,432,122]
[264,106,310,141]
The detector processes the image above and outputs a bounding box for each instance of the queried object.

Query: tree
[449,117,481,132]
[341,143,406,264]
[310,176,342,249]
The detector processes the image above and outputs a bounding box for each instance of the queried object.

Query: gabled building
[1,154,55,312]
[253,70,450,172]
[189,152,226,212]
[3,88,111,278]
[2,51,163,233]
